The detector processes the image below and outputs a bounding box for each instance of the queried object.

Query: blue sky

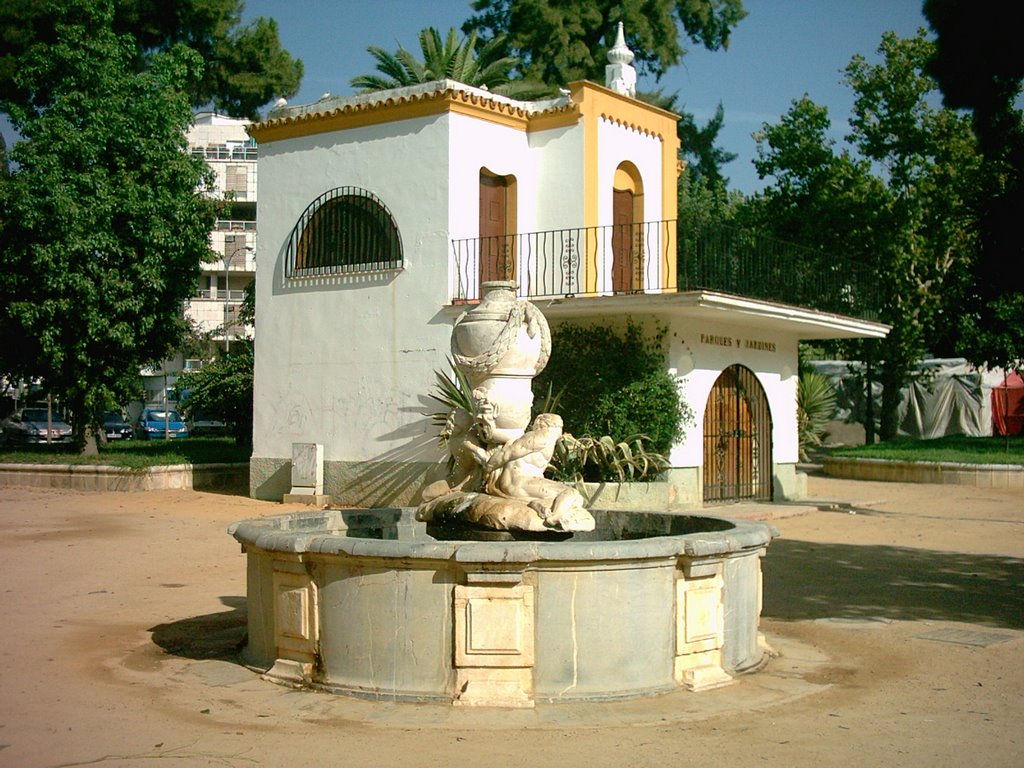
[242,0,931,194]
[0,1,931,195]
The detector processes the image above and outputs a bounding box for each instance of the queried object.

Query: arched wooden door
[703,365,773,503]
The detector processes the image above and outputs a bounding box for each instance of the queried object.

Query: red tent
[992,371,1024,436]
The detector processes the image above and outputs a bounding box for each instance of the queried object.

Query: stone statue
[470,413,591,531]
[417,281,595,535]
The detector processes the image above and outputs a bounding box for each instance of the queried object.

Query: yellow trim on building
[249,79,680,293]
[568,81,680,293]
[248,88,580,143]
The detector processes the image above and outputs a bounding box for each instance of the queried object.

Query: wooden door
[480,173,511,285]
[612,188,635,292]
[703,365,773,503]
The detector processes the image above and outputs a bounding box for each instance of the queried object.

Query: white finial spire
[605,22,636,98]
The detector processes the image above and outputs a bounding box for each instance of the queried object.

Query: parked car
[186,409,229,437]
[1,407,73,445]
[135,408,189,439]
[102,411,134,441]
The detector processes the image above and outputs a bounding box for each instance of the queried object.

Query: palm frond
[429,359,475,438]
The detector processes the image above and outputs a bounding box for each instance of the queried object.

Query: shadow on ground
[150,595,247,660]
[189,478,251,497]
[147,542,1024,665]
[764,539,1024,629]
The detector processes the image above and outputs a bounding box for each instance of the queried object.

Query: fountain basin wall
[229,508,776,707]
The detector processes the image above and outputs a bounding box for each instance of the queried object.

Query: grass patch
[831,435,1024,466]
[0,437,249,469]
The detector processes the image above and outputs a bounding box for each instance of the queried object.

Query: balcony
[679,223,879,319]
[214,219,258,232]
[190,144,257,161]
[451,220,676,303]
[451,221,879,318]
[193,289,247,302]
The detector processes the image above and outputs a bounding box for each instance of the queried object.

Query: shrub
[175,342,253,447]
[533,320,692,480]
[797,368,837,460]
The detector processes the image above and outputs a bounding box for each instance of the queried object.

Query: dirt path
[0,476,1021,767]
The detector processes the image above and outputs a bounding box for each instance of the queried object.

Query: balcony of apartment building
[188,228,256,347]
[449,220,879,319]
[190,140,258,202]
[189,142,258,162]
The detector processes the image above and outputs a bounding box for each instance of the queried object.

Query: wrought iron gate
[703,365,773,503]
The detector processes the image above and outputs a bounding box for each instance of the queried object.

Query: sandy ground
[0,474,1022,768]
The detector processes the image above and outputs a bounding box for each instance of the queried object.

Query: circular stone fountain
[229,507,775,707]
[232,281,776,706]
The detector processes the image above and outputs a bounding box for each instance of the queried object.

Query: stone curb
[0,461,249,492]
[823,456,1023,489]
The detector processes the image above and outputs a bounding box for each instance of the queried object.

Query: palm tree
[350,27,552,99]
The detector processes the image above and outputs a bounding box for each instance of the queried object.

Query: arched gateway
[703,365,773,503]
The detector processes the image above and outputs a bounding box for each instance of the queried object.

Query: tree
[0,0,302,119]
[640,89,737,190]
[463,0,746,86]
[0,0,215,451]
[924,0,1024,371]
[176,279,255,447]
[677,102,737,190]
[351,26,550,99]
[745,31,983,440]
[745,95,889,312]
[176,342,253,447]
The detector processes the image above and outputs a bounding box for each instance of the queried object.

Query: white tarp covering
[807,358,1005,439]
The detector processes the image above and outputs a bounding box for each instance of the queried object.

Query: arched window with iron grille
[286,187,403,277]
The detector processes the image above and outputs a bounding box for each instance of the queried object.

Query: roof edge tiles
[249,80,580,143]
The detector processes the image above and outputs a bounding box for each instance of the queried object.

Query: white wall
[448,113,537,239]
[596,117,665,225]
[667,317,799,468]
[597,118,666,292]
[530,124,586,232]
[253,113,455,465]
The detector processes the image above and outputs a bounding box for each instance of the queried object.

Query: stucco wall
[530,124,585,232]
[448,113,538,239]
[252,113,455,484]
[543,312,800,478]
[596,117,664,225]
[668,316,799,469]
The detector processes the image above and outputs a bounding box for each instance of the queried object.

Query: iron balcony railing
[678,223,880,319]
[190,144,258,161]
[452,220,879,318]
[451,220,676,302]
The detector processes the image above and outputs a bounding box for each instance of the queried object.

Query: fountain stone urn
[451,280,550,444]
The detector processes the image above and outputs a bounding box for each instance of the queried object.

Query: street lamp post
[223,245,254,352]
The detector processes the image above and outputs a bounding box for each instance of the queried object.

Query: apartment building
[185,112,257,351]
[136,113,257,409]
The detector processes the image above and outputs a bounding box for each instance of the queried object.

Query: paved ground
[0,474,1021,767]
